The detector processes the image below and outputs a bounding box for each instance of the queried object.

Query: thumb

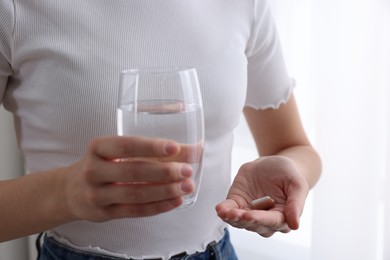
[284,189,307,230]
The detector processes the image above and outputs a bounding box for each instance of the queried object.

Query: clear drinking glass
[117,67,205,210]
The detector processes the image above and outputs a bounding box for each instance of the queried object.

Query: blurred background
[1,0,390,259]
[231,0,390,259]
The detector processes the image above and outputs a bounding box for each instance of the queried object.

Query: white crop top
[0,0,293,259]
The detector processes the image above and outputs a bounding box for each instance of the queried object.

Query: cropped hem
[245,78,295,110]
[46,224,228,260]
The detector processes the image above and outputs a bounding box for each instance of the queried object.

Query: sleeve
[0,0,15,105]
[244,0,295,109]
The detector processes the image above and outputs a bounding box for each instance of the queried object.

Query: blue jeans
[38,229,238,260]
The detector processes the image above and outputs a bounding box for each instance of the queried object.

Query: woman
[0,0,321,259]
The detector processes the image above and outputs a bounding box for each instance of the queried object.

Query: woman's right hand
[64,136,194,222]
[0,135,194,242]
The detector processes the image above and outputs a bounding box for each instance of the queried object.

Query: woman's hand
[64,136,194,222]
[0,135,195,242]
[215,155,309,237]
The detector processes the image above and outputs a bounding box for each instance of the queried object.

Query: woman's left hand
[215,155,309,237]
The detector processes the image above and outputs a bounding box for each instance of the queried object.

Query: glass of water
[117,67,205,210]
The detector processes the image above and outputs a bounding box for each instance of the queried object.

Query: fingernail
[181,164,193,178]
[181,180,194,192]
[164,142,178,155]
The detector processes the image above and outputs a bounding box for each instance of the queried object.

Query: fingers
[91,160,193,184]
[85,135,194,185]
[158,142,203,164]
[239,210,291,235]
[215,199,240,220]
[225,209,291,237]
[66,136,199,221]
[216,200,290,238]
[89,136,180,160]
[88,179,194,207]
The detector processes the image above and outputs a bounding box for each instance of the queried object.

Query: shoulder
[246,0,277,57]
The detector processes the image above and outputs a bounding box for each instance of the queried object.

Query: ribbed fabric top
[0,0,293,258]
